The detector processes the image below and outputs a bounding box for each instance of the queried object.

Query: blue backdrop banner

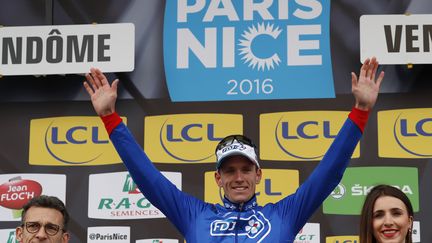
[164,0,335,101]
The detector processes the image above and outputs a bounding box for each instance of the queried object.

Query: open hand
[351,57,384,111]
[83,68,119,116]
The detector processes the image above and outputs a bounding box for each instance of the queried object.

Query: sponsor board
[144,114,242,163]
[294,223,320,243]
[0,174,66,221]
[0,229,18,243]
[326,235,358,243]
[163,0,335,101]
[361,14,432,64]
[0,23,134,75]
[323,167,419,215]
[378,108,432,158]
[205,169,299,205]
[87,226,129,243]
[29,116,126,166]
[412,221,421,243]
[136,239,179,243]
[88,171,182,219]
[260,111,359,161]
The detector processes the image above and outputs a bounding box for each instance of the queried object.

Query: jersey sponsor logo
[29,116,125,166]
[163,0,334,101]
[0,174,66,221]
[325,236,358,243]
[204,169,298,205]
[323,167,419,215]
[210,212,271,241]
[260,111,359,161]
[144,114,242,163]
[378,108,432,158]
[88,171,182,219]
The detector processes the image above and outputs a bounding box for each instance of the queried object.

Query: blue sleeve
[277,118,362,235]
[109,123,206,235]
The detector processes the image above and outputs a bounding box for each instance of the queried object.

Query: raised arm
[82,70,202,235]
[278,57,385,237]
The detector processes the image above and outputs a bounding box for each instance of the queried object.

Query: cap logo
[221,144,246,154]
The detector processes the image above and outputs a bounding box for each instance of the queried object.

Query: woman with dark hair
[360,185,414,243]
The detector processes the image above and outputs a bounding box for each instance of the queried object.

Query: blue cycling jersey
[108,116,362,242]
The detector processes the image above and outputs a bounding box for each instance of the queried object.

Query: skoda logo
[330,184,346,200]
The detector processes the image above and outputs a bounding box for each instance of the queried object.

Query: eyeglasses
[215,134,257,152]
[22,222,64,236]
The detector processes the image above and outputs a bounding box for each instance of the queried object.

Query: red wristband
[348,107,370,133]
[101,112,122,135]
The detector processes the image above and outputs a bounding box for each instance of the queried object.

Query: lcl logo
[29,116,122,165]
[145,114,243,163]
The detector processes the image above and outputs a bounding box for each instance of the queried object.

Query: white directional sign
[360,14,432,64]
[0,23,134,75]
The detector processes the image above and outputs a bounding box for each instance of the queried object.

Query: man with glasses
[84,57,383,242]
[16,195,70,243]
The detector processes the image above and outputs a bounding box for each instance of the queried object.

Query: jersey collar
[222,194,258,211]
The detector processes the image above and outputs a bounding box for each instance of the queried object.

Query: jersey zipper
[235,203,244,243]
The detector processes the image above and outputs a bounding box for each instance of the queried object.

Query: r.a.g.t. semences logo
[0,229,18,243]
[122,174,140,194]
[88,171,182,220]
[7,230,17,243]
[295,223,320,243]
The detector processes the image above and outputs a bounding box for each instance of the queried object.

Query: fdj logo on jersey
[210,214,270,241]
[164,0,334,101]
